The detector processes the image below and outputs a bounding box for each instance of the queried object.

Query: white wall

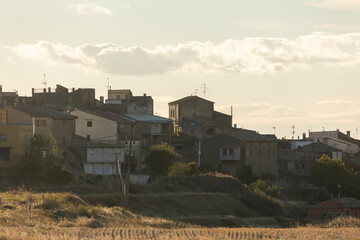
[87,147,124,163]
[71,110,118,141]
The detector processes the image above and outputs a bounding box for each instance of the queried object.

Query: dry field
[1,227,360,240]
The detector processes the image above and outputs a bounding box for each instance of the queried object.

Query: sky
[1,0,360,139]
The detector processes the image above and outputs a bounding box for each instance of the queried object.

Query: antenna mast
[291,125,295,139]
[43,73,47,89]
[105,77,110,90]
[202,83,208,98]
[273,126,276,135]
[194,89,198,96]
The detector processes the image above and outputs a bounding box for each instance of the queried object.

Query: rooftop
[224,128,277,141]
[168,95,214,105]
[124,114,172,124]
[12,106,77,120]
[74,108,136,124]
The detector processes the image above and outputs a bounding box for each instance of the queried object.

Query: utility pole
[124,124,133,209]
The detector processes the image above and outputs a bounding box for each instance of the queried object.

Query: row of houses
[2,84,360,179]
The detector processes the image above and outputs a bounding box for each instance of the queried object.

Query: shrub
[142,143,179,176]
[249,179,282,198]
[168,161,198,176]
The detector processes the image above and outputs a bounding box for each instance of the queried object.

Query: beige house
[0,108,33,161]
[6,106,76,147]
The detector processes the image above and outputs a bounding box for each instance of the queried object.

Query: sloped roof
[302,142,341,153]
[124,114,172,124]
[13,106,77,120]
[75,108,135,124]
[168,95,214,105]
[312,197,360,208]
[224,128,277,141]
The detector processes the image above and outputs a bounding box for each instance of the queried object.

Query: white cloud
[74,3,113,16]
[305,0,360,12]
[8,32,360,75]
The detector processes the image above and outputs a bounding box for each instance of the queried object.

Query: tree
[310,154,360,198]
[29,134,62,159]
[142,143,179,176]
[236,163,255,184]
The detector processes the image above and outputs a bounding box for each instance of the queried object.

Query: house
[123,114,173,148]
[6,106,77,147]
[102,89,153,114]
[308,197,360,218]
[31,85,96,107]
[168,95,232,139]
[278,142,342,177]
[309,130,360,154]
[201,128,277,176]
[0,108,33,161]
[70,108,136,143]
[0,85,32,107]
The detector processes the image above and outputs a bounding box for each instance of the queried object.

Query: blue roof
[124,114,172,124]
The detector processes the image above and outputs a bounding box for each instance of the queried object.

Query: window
[87,135,91,141]
[87,121,92,127]
[40,120,46,127]
[229,148,234,156]
[222,148,227,156]
[0,134,7,142]
[35,120,40,127]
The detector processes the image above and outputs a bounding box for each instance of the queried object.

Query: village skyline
[1,0,360,138]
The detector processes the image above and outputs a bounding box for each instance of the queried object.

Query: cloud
[305,0,360,12]
[73,3,113,16]
[8,32,360,75]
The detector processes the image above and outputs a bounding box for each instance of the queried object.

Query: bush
[168,162,198,176]
[142,143,179,176]
[249,179,282,198]
[236,163,255,184]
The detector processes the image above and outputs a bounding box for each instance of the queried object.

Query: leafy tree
[142,143,179,176]
[310,154,360,198]
[29,134,63,159]
[236,163,255,184]
[168,161,198,176]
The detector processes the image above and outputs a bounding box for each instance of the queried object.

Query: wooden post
[125,123,133,210]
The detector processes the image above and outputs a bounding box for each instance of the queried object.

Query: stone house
[201,128,277,176]
[6,106,76,147]
[168,95,232,139]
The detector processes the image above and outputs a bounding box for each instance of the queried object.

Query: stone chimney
[100,96,104,104]
[143,93,146,97]
[303,133,306,140]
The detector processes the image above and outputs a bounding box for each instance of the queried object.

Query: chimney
[234,124,237,128]
[143,93,146,97]
[302,133,306,140]
[48,87,51,93]
[100,96,104,104]
[347,131,350,137]
[72,88,75,92]
[43,88,46,93]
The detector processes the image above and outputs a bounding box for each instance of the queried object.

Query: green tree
[236,163,255,184]
[310,154,360,198]
[29,134,62,159]
[168,161,198,176]
[249,179,282,198]
[142,143,179,176]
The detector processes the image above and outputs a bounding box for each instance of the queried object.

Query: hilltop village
[1,84,360,220]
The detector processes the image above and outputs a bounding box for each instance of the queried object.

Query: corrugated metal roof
[13,106,77,120]
[124,114,172,123]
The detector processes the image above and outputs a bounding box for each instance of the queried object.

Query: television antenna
[290,125,295,139]
[273,126,276,135]
[43,73,47,89]
[105,77,111,90]
[202,83,208,98]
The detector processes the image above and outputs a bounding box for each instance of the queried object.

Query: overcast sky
[2,0,360,138]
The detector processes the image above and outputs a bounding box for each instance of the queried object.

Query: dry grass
[0,227,360,240]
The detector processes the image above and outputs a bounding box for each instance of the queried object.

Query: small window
[229,148,234,156]
[222,148,227,156]
[35,120,40,127]
[87,121,92,127]
[0,134,7,142]
[87,135,91,140]
[40,120,46,127]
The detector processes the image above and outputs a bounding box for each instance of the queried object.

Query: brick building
[308,197,360,218]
